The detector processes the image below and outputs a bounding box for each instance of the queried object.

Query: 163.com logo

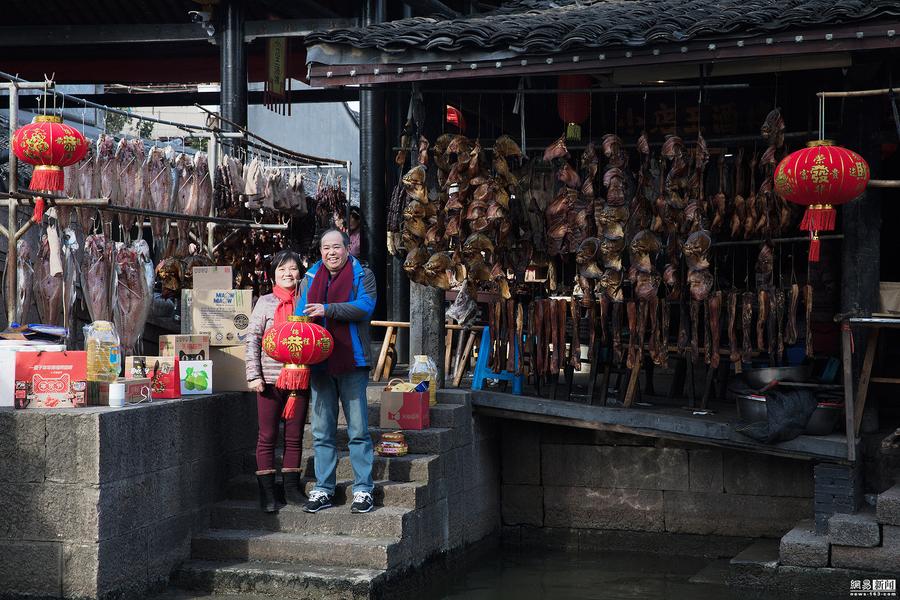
[851,579,897,597]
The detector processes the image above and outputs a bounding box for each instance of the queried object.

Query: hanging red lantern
[262,316,334,419]
[445,105,467,132]
[774,140,869,261]
[12,115,89,192]
[557,74,592,141]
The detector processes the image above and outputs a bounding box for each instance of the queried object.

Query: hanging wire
[613,93,619,136]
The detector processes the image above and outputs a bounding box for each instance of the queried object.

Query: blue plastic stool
[471,326,524,395]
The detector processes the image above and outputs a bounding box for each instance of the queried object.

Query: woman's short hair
[270,248,302,278]
[319,228,351,248]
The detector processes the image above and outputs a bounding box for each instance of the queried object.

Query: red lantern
[262,316,334,418]
[557,74,592,141]
[774,140,870,261]
[12,115,89,192]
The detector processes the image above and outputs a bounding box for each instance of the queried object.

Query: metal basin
[735,393,767,422]
[805,402,843,436]
[743,365,812,389]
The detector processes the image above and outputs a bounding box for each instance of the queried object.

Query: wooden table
[841,316,900,462]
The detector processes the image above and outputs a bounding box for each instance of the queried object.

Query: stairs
[170,389,473,599]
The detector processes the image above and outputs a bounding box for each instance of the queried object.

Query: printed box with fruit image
[179,360,212,395]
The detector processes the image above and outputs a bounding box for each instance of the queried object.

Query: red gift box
[15,351,87,409]
[125,356,180,399]
[379,388,430,430]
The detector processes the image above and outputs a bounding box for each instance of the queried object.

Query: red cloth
[307,260,356,375]
[272,285,297,326]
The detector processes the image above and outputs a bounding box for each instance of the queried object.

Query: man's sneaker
[303,490,333,513]
[350,491,374,514]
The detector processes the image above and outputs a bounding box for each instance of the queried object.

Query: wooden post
[842,323,857,462]
[840,94,881,434]
[6,85,17,326]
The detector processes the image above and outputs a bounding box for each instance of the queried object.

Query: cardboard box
[380,388,430,430]
[179,360,212,395]
[87,378,152,406]
[210,345,249,392]
[15,351,88,408]
[191,289,252,346]
[125,356,180,399]
[180,289,192,334]
[193,266,233,290]
[159,334,210,361]
[879,282,900,314]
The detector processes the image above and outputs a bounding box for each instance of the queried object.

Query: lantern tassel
[565,123,582,142]
[32,197,45,223]
[822,204,836,230]
[801,205,836,234]
[29,166,65,193]
[282,392,299,420]
[276,363,310,391]
[808,233,821,262]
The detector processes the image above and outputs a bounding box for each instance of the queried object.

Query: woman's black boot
[257,472,278,513]
[282,470,307,506]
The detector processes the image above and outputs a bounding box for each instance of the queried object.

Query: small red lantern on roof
[262,316,333,419]
[12,115,89,192]
[774,140,869,261]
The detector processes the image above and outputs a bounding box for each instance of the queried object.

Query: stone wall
[499,421,814,549]
[0,393,256,599]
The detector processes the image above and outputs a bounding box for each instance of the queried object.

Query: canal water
[431,548,737,600]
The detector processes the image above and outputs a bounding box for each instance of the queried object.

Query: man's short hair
[319,228,350,248]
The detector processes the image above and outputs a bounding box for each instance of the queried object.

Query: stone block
[0,412,46,483]
[519,525,579,551]
[451,418,473,449]
[97,527,150,599]
[779,519,830,567]
[598,446,689,491]
[0,540,61,597]
[469,438,500,490]
[541,444,599,486]
[149,512,195,586]
[146,402,185,472]
[0,483,99,542]
[832,525,900,573]
[500,420,541,485]
[577,528,753,558]
[45,413,99,484]
[472,414,497,441]
[689,449,723,492]
[828,509,881,547]
[62,543,98,598]
[664,491,811,537]
[723,452,813,497]
[502,484,543,526]
[447,490,465,550]
[98,409,151,483]
[544,486,665,532]
[98,473,155,539]
[877,484,900,526]
[154,463,194,520]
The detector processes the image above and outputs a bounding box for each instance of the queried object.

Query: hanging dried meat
[15,239,34,321]
[34,234,63,326]
[81,234,113,322]
[113,242,152,354]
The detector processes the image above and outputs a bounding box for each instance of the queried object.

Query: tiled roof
[307,0,900,55]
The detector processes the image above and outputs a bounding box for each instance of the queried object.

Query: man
[295,229,377,514]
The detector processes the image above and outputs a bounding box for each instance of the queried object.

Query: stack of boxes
[180,266,252,393]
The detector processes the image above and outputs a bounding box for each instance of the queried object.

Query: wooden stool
[370,321,410,382]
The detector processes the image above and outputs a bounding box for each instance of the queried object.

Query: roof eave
[307,21,900,87]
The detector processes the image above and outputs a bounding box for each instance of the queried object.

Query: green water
[434,549,738,600]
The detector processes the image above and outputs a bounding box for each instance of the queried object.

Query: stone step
[302,426,455,455]
[365,385,470,406]
[191,529,405,571]
[244,451,442,483]
[779,519,829,567]
[226,474,437,509]
[172,559,383,600]
[726,539,780,587]
[209,500,412,538]
[295,401,468,430]
[828,508,881,547]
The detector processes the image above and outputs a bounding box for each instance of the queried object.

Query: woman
[245,249,308,513]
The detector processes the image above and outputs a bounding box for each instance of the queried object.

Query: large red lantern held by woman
[774,140,869,261]
[12,115,89,192]
[557,74,592,141]
[262,315,333,419]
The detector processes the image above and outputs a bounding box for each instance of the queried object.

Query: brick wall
[0,393,256,599]
[499,421,813,548]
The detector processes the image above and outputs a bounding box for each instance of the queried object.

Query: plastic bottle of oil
[409,354,438,406]
[85,321,121,383]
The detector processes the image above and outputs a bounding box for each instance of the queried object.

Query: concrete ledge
[877,484,900,526]
[828,509,881,547]
[779,520,830,567]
